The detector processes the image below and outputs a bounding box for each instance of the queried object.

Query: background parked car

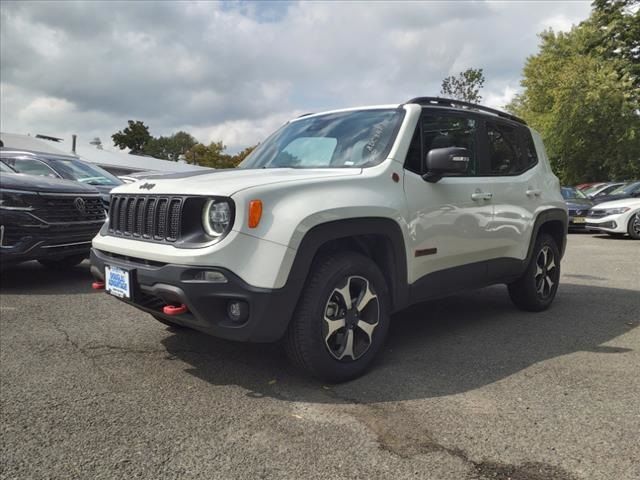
[0,163,106,269]
[0,148,122,207]
[583,182,626,200]
[576,182,606,191]
[561,186,593,231]
[586,197,640,239]
[592,181,640,204]
[118,170,161,184]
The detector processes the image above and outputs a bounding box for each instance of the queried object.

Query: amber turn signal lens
[248,200,263,228]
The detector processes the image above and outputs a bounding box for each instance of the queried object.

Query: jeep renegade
[90,97,568,382]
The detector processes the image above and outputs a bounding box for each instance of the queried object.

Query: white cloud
[1,0,592,152]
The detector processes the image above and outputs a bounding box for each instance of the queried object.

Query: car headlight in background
[202,198,233,237]
[0,190,36,211]
[602,207,630,216]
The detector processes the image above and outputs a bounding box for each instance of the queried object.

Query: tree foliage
[440,68,485,103]
[111,121,256,168]
[183,142,258,168]
[507,1,640,184]
[144,131,198,160]
[111,120,152,154]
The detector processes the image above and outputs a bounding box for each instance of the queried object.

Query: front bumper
[90,248,295,342]
[0,210,102,265]
[585,215,626,233]
[568,216,588,229]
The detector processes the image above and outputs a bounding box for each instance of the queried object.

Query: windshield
[610,181,639,195]
[239,109,405,169]
[49,158,123,186]
[0,161,16,173]
[561,187,587,200]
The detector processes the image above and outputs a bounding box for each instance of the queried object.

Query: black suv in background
[0,149,122,207]
[0,162,105,269]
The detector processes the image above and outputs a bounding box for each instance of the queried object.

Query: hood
[0,172,100,194]
[565,198,593,209]
[591,197,640,209]
[110,168,363,196]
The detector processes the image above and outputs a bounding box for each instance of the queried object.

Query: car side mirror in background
[422,147,470,183]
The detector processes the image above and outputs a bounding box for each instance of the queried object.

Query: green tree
[145,131,198,160]
[589,0,640,103]
[440,68,485,103]
[111,120,152,154]
[231,144,258,164]
[507,4,640,184]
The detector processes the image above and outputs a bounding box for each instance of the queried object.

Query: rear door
[478,120,540,265]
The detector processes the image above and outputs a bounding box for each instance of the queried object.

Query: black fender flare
[524,208,568,265]
[282,217,410,313]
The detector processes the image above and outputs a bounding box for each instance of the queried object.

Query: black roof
[404,96,526,125]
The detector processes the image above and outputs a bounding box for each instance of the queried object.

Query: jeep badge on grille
[139,183,155,190]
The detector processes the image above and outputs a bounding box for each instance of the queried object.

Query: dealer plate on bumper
[105,265,131,299]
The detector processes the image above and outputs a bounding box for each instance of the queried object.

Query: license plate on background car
[105,265,130,299]
[573,217,586,224]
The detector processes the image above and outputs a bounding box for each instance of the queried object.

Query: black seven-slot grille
[109,195,183,242]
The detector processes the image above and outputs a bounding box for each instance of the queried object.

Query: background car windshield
[50,158,123,186]
[239,109,404,169]
[561,187,587,199]
[610,181,639,195]
[0,161,16,173]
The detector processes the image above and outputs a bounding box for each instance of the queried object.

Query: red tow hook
[163,304,188,315]
[92,281,105,290]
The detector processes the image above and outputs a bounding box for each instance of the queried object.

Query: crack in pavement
[321,388,579,480]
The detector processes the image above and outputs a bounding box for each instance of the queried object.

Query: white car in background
[586,198,640,239]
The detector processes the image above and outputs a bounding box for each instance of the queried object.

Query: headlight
[202,199,233,237]
[0,190,36,211]
[603,207,630,215]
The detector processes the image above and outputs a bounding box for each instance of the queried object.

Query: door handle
[471,192,493,201]
[526,189,542,197]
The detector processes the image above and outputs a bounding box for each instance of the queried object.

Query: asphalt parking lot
[1,234,638,480]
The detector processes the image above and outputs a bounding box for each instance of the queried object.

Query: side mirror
[422,147,471,183]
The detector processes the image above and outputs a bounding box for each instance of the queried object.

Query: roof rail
[404,97,526,125]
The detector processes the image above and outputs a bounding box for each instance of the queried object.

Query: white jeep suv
[91,97,567,382]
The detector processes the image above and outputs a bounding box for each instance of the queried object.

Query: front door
[403,111,494,287]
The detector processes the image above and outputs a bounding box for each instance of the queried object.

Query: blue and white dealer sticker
[105,265,130,299]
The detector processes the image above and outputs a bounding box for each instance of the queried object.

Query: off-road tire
[508,233,561,312]
[38,254,86,270]
[285,251,390,383]
[627,212,640,240]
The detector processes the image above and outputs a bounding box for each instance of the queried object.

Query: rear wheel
[627,212,640,240]
[285,251,390,382]
[38,254,86,270]
[508,233,561,312]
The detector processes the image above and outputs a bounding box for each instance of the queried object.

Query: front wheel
[627,212,640,240]
[508,233,561,312]
[285,251,390,382]
[38,254,86,270]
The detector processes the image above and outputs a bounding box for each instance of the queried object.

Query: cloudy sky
[1,0,591,153]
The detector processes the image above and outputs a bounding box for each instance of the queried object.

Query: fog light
[227,300,249,323]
